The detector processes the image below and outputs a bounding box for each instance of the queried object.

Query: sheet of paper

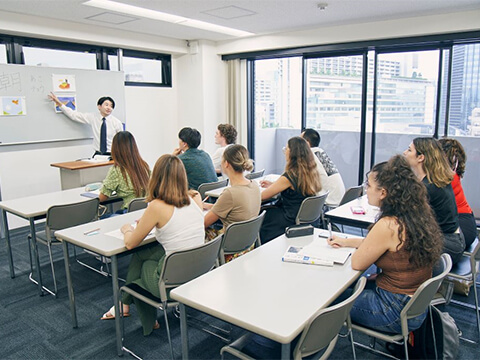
[105,222,154,240]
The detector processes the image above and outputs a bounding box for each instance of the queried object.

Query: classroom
[1,1,480,359]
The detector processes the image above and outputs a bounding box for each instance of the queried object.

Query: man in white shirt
[210,124,237,174]
[301,128,346,206]
[48,92,123,155]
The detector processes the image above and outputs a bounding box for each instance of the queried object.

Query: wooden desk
[325,195,379,229]
[54,210,157,356]
[51,160,114,190]
[171,229,361,359]
[0,187,92,293]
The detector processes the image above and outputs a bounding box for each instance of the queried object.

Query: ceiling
[1,0,480,42]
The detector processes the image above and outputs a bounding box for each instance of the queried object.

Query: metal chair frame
[27,198,99,297]
[119,236,223,359]
[350,253,453,360]
[220,277,367,360]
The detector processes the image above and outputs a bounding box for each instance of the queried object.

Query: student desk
[51,159,113,190]
[171,229,361,360]
[0,187,92,293]
[325,195,378,229]
[54,210,157,356]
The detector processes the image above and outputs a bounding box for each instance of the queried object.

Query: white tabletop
[171,228,360,344]
[54,210,157,257]
[325,195,379,228]
[0,187,89,218]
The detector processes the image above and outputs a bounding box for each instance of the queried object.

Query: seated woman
[259,136,321,244]
[98,131,150,214]
[439,138,477,250]
[404,137,465,264]
[211,124,238,174]
[203,145,261,261]
[101,155,205,336]
[328,155,443,333]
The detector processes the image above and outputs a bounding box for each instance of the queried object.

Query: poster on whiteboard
[52,74,76,92]
[0,96,27,116]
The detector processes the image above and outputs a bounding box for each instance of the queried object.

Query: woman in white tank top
[101,155,204,336]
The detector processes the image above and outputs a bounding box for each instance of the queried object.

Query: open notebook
[282,240,353,267]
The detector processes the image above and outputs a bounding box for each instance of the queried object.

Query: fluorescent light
[83,0,253,37]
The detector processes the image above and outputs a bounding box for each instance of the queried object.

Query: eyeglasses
[282,146,287,154]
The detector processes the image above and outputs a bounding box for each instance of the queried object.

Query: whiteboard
[0,64,125,144]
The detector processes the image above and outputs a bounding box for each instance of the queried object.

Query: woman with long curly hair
[439,138,477,249]
[99,131,150,213]
[328,155,443,333]
[259,136,322,243]
[404,137,465,263]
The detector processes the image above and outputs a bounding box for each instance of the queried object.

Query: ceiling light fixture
[83,0,253,37]
[317,3,328,11]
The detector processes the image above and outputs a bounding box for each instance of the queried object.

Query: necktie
[100,117,107,154]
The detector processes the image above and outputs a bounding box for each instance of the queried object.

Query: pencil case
[285,224,314,238]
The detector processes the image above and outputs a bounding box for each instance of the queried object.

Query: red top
[451,173,472,214]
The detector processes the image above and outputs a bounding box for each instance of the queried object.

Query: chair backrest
[295,192,329,225]
[401,253,452,331]
[293,277,367,359]
[198,179,229,200]
[128,197,147,213]
[219,211,266,264]
[158,235,222,301]
[339,185,363,206]
[245,169,265,180]
[46,198,99,238]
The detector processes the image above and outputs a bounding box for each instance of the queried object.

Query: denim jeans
[350,284,426,334]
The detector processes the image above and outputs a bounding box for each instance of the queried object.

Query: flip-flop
[153,321,160,330]
[101,305,130,320]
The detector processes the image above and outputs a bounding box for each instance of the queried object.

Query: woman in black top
[404,137,465,264]
[259,136,322,243]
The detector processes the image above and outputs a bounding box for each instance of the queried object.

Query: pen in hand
[328,222,333,239]
[202,196,209,203]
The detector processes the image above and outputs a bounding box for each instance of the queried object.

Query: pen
[202,196,209,202]
[328,222,332,239]
[84,228,100,235]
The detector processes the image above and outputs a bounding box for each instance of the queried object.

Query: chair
[27,198,99,297]
[218,211,266,265]
[127,197,147,212]
[350,253,452,360]
[295,192,329,226]
[245,169,265,180]
[220,277,367,360]
[440,238,480,342]
[329,185,363,232]
[198,179,229,200]
[119,235,223,359]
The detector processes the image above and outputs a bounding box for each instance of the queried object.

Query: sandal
[101,305,130,320]
[153,321,160,330]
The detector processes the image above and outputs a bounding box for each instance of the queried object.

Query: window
[109,51,170,86]
[23,47,97,69]
[253,57,302,174]
[0,44,6,63]
[375,51,440,135]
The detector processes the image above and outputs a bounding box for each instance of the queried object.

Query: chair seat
[121,283,175,309]
[448,257,479,279]
[465,238,479,255]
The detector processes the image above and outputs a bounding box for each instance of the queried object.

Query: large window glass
[375,51,439,135]
[448,44,480,137]
[23,47,97,69]
[109,54,163,83]
[0,44,6,63]
[253,57,302,174]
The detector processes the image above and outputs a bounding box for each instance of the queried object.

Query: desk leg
[179,303,189,360]
[2,209,14,278]
[29,219,44,296]
[281,343,291,360]
[111,255,123,356]
[63,241,77,328]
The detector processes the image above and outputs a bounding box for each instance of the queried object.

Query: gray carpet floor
[1,225,480,359]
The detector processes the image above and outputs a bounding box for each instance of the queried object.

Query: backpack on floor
[408,306,460,359]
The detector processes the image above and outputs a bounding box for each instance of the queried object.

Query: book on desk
[282,238,353,267]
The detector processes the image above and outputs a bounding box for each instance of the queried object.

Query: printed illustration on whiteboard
[52,74,76,92]
[0,96,27,116]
